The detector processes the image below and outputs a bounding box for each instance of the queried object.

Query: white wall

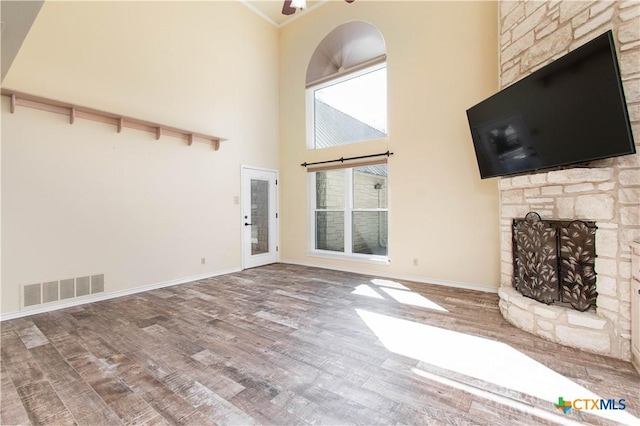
[1,1,279,315]
[279,1,501,289]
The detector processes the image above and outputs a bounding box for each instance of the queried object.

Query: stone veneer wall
[498,1,640,360]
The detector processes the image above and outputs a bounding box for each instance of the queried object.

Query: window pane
[353,211,388,256]
[314,67,387,149]
[353,166,387,209]
[316,170,345,209]
[251,179,269,255]
[316,211,344,252]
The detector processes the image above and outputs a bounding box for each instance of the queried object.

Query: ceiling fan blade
[282,0,296,15]
[345,0,355,3]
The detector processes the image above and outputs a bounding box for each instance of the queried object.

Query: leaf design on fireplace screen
[513,212,598,312]
[559,221,597,312]
[512,212,558,304]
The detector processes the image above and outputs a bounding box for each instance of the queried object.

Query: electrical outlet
[233,196,240,205]
[201,258,206,265]
[413,258,419,266]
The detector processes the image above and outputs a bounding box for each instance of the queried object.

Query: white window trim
[305,62,388,150]
[305,249,390,266]
[307,168,390,265]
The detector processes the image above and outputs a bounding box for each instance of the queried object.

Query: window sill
[306,250,390,265]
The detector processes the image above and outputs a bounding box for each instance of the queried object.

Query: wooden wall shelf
[2,89,226,151]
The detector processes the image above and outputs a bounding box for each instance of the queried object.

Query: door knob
[244,222,252,226]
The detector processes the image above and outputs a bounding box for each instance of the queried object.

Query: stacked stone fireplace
[498,1,639,361]
[499,167,636,360]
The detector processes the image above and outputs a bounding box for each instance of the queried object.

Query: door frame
[241,165,279,270]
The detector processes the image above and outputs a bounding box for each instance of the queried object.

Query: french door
[241,166,278,269]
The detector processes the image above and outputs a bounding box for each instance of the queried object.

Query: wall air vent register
[22,274,105,309]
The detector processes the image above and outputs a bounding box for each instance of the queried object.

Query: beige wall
[2,1,501,316]
[1,1,279,314]
[279,1,501,289]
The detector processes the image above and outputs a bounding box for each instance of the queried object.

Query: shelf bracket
[156,127,162,141]
[70,107,76,124]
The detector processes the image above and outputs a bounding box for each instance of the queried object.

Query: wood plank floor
[1,264,638,425]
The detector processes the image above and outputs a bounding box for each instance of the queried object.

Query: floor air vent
[22,274,105,308]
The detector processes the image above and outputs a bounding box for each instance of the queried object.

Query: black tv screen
[466,30,635,179]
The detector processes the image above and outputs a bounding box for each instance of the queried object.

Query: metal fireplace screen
[512,212,597,312]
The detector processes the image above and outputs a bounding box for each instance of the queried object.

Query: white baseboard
[0,267,242,321]
[280,258,499,294]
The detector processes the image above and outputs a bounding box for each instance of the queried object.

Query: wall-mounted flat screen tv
[466,30,635,179]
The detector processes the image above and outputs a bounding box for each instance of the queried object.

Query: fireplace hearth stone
[499,287,612,355]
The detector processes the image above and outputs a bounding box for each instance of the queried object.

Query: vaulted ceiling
[0,0,44,82]
[0,0,327,83]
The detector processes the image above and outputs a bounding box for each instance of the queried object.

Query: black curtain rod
[301,150,393,167]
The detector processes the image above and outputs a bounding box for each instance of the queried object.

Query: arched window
[306,22,389,263]
[306,21,387,149]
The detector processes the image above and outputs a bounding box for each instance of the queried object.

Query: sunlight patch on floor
[379,287,448,311]
[411,367,584,426]
[370,278,409,290]
[352,284,385,299]
[351,279,449,312]
[356,309,638,426]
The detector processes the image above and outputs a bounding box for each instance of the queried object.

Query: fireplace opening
[512,212,597,312]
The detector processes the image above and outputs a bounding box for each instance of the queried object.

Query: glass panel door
[242,167,278,269]
[251,179,269,255]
